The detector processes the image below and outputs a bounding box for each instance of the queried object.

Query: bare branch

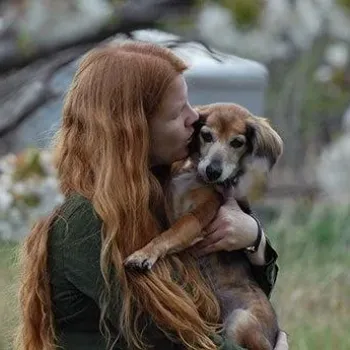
[0,0,201,138]
[0,0,195,74]
[0,48,88,138]
[0,0,213,142]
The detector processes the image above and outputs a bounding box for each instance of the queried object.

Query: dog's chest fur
[168,163,203,224]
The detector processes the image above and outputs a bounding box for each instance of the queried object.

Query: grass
[0,240,19,350]
[1,200,349,349]
[266,201,350,350]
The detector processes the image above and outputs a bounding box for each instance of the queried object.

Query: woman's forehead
[161,75,188,109]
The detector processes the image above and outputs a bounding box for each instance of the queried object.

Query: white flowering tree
[0,148,63,240]
[0,0,210,241]
[0,0,197,144]
[1,0,350,241]
[197,0,350,174]
[317,105,350,202]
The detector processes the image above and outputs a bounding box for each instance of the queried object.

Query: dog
[124,103,283,350]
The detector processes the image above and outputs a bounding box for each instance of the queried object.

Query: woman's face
[149,75,199,165]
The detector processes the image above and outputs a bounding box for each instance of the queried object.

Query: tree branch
[0,0,211,140]
[0,0,195,74]
[0,47,89,138]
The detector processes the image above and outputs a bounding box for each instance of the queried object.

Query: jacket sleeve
[249,237,279,298]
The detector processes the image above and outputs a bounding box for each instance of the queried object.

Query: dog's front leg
[124,189,222,271]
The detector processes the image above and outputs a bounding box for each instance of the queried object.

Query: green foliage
[158,16,194,33]
[337,0,350,11]
[19,193,41,208]
[17,30,34,56]
[266,201,350,350]
[0,240,18,268]
[1,202,350,349]
[110,0,125,5]
[221,0,264,30]
[301,78,349,137]
[12,148,46,182]
[266,201,350,264]
[0,240,19,350]
[267,37,350,142]
[332,67,350,89]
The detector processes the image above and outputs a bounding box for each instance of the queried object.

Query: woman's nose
[185,104,199,127]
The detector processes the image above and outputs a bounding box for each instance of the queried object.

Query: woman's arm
[245,232,279,298]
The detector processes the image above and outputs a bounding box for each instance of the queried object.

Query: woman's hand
[274,331,289,350]
[190,197,259,256]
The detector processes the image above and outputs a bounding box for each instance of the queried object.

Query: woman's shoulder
[48,194,104,303]
[51,193,102,243]
[60,193,95,219]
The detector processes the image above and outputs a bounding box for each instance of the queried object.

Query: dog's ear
[246,117,283,168]
[188,105,210,157]
[193,105,210,128]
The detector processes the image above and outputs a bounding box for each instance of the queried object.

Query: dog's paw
[124,250,158,271]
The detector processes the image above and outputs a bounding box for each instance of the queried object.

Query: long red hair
[15,42,220,350]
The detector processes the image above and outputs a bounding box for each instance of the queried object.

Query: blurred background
[0,0,349,349]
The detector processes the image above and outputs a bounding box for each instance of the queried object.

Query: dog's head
[190,103,283,184]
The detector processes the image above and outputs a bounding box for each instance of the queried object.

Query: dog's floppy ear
[188,105,211,156]
[246,117,283,168]
[193,105,210,126]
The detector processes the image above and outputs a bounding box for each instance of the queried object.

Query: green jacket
[48,194,278,350]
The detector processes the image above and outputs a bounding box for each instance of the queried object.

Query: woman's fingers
[193,230,226,250]
[205,209,231,234]
[205,216,221,234]
[192,239,227,256]
[274,331,289,350]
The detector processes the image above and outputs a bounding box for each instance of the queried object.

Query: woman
[16,42,288,350]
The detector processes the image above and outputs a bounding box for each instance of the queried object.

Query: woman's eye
[201,131,213,143]
[230,139,244,148]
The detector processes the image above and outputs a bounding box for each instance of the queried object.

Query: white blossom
[0,191,13,212]
[0,221,13,240]
[0,174,13,191]
[197,0,350,62]
[324,43,349,69]
[0,148,64,241]
[314,64,333,83]
[0,154,16,174]
[12,182,29,196]
[343,105,350,134]
[317,105,350,203]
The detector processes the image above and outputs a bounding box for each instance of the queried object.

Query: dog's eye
[230,139,244,148]
[201,131,213,143]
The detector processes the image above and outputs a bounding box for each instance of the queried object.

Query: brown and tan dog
[125,103,283,350]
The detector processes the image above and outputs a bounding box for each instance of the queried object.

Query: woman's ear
[246,117,283,168]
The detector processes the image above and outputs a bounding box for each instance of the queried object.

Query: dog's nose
[206,163,222,181]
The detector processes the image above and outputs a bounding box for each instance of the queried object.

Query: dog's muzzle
[206,162,222,181]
